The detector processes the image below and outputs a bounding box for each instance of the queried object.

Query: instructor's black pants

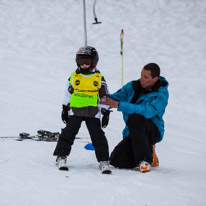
[53,116,109,162]
[110,114,160,168]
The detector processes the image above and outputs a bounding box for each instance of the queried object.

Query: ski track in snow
[0,0,206,206]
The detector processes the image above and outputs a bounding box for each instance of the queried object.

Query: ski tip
[102,170,112,174]
[59,166,69,171]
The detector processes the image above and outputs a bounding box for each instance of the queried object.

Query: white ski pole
[83,0,87,46]
[120,29,124,86]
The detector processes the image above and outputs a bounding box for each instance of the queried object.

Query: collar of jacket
[130,78,166,103]
[75,67,100,75]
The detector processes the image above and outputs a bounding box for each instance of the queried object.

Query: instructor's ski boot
[99,161,111,174]
[152,145,159,167]
[56,156,69,171]
[139,161,151,173]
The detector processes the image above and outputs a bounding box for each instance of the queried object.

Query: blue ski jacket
[109,76,169,142]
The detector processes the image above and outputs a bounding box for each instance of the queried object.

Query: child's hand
[61,105,70,124]
[102,115,109,128]
[100,97,119,108]
[101,108,110,128]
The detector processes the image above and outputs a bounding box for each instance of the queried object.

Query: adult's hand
[100,97,119,108]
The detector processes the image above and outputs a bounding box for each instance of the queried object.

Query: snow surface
[0,0,206,205]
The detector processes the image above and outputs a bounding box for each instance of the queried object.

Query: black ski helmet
[76,46,99,68]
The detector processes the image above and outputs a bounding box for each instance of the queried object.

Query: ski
[59,166,69,171]
[37,130,60,142]
[17,130,59,142]
[0,130,59,141]
[102,169,112,174]
[0,130,88,142]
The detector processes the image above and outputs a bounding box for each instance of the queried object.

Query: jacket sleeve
[109,81,133,102]
[118,94,168,119]
[62,78,73,106]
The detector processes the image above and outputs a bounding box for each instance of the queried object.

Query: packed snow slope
[0,0,206,206]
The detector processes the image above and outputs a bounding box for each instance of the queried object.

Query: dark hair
[143,63,160,78]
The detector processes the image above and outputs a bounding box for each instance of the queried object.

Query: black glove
[61,105,70,124]
[101,108,110,128]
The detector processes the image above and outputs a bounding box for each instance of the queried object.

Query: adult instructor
[100,63,169,172]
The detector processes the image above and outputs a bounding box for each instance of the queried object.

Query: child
[53,46,111,174]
